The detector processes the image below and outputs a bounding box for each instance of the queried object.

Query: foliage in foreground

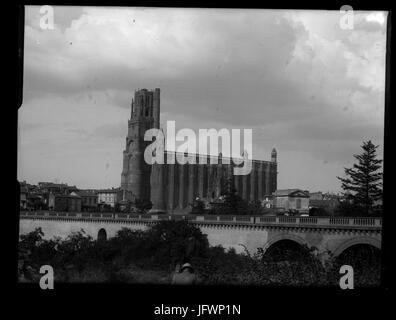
[18,222,380,287]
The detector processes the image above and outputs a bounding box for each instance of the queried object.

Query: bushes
[192,246,249,285]
[190,245,329,286]
[18,224,380,286]
[309,207,331,216]
[18,221,210,282]
[190,198,206,214]
[334,202,366,217]
[134,198,153,213]
[326,245,381,287]
[147,221,209,261]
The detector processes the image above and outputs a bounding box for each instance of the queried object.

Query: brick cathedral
[121,88,277,213]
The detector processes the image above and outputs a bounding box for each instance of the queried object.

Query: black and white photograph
[17,5,387,290]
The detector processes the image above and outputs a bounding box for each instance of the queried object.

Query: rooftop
[97,188,121,193]
[76,190,98,197]
[273,189,310,197]
[151,150,277,165]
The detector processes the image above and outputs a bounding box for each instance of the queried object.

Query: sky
[18,6,387,192]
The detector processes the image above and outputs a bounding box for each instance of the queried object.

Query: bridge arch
[333,236,381,257]
[263,233,307,254]
[97,228,107,242]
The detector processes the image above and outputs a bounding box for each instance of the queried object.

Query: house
[77,190,98,212]
[19,180,46,210]
[273,189,310,212]
[97,188,122,209]
[20,184,28,210]
[68,192,82,212]
[38,182,67,194]
[26,194,46,210]
[309,192,323,201]
[49,192,82,212]
[311,192,341,212]
[309,192,342,215]
[25,183,39,194]
[38,182,78,195]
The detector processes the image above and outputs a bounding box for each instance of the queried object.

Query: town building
[19,181,47,210]
[273,189,310,212]
[20,183,28,210]
[77,190,98,212]
[48,192,82,212]
[97,188,123,208]
[309,191,323,201]
[27,194,46,210]
[38,182,78,195]
[309,192,341,215]
[120,88,278,213]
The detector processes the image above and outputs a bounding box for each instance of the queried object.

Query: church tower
[270,147,278,192]
[121,88,160,201]
[271,148,277,162]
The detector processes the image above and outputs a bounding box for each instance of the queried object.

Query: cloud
[19,7,387,191]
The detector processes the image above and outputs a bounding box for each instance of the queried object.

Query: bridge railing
[20,211,381,228]
[255,215,381,228]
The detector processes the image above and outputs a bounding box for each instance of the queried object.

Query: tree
[213,178,249,215]
[134,198,153,213]
[190,198,206,214]
[146,220,209,270]
[309,206,330,217]
[247,200,263,215]
[337,140,382,216]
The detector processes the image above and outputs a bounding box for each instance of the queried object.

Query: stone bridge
[19,212,382,259]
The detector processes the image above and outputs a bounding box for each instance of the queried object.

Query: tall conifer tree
[337,140,382,215]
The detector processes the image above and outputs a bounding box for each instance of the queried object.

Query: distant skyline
[18,7,387,193]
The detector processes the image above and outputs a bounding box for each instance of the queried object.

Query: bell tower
[121,88,160,201]
[270,147,278,193]
[271,147,277,162]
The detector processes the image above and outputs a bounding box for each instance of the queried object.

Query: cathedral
[121,88,278,213]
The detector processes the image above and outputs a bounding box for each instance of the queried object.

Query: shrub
[18,223,380,286]
[144,220,210,269]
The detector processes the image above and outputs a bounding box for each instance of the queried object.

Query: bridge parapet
[257,215,381,228]
[20,211,381,230]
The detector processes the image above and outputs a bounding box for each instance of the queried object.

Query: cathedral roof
[162,150,274,165]
[273,189,309,197]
